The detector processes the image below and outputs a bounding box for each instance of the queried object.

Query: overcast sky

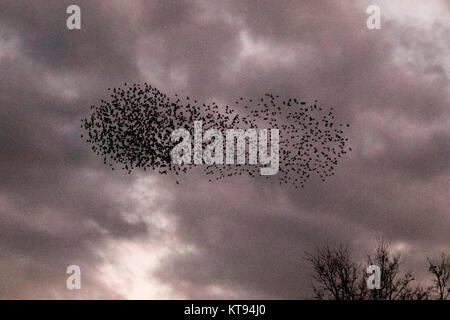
[0,0,448,299]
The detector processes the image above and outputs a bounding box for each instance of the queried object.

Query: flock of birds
[82,83,351,188]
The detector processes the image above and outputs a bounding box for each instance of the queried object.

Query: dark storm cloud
[146,0,449,298]
[0,0,152,298]
[0,0,448,299]
[0,0,139,77]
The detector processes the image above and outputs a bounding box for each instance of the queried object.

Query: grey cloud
[0,0,448,299]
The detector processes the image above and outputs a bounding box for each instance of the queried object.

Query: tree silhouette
[305,244,361,300]
[427,253,450,300]
[306,240,432,300]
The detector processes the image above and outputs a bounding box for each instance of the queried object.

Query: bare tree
[306,240,430,300]
[427,253,450,300]
[305,244,360,300]
[363,240,429,300]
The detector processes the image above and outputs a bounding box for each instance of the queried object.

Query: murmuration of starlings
[81,83,351,188]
